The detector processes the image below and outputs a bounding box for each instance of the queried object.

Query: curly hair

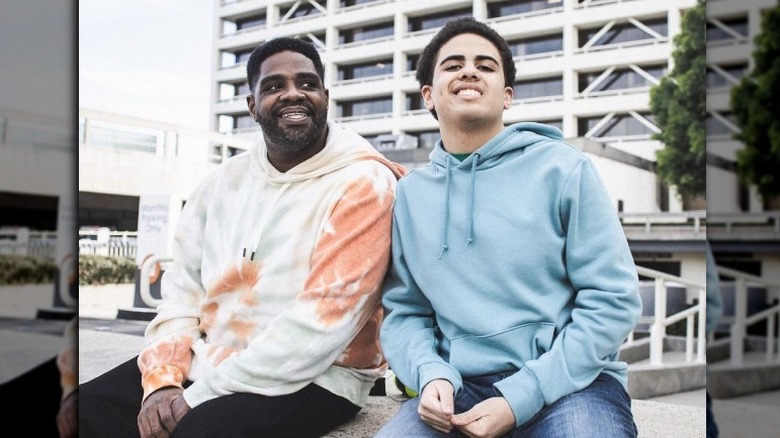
[246,37,325,93]
[415,17,516,119]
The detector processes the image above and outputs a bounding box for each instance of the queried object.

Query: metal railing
[629,266,707,365]
[717,266,780,365]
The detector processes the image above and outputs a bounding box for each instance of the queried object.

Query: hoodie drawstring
[243,182,291,260]
[462,154,478,252]
[438,157,451,260]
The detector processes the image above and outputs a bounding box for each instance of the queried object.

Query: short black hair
[246,37,325,93]
[415,16,516,89]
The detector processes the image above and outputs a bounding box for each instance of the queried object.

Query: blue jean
[375,372,637,438]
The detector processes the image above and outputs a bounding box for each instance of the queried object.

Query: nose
[279,84,304,101]
[459,63,479,79]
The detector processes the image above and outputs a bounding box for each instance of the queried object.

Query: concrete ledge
[79,328,704,437]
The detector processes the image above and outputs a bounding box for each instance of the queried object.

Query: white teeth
[457,89,481,97]
[282,113,306,119]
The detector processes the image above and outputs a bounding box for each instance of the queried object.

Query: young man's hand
[137,387,190,438]
[57,390,78,438]
[418,379,455,433]
[451,396,515,438]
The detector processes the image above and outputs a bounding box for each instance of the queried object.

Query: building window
[513,76,563,99]
[405,92,424,111]
[280,2,322,20]
[406,53,421,73]
[362,132,391,147]
[707,17,748,43]
[234,114,255,131]
[706,64,748,88]
[706,113,737,137]
[219,82,251,100]
[221,48,254,68]
[340,0,384,8]
[579,18,667,48]
[578,114,656,138]
[578,65,666,93]
[408,7,472,32]
[406,130,440,148]
[487,0,560,18]
[337,96,393,118]
[337,59,393,81]
[507,33,563,57]
[223,13,267,35]
[339,21,394,44]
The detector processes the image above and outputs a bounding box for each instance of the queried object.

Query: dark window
[408,8,473,32]
[236,14,266,31]
[706,113,735,136]
[578,65,666,92]
[513,76,563,99]
[578,114,656,137]
[707,17,748,42]
[579,18,667,47]
[407,130,440,148]
[234,114,255,130]
[507,34,563,57]
[337,59,393,81]
[405,92,424,111]
[340,0,383,7]
[406,53,421,72]
[235,83,250,96]
[337,96,393,118]
[636,261,681,280]
[280,2,321,19]
[339,21,394,44]
[362,132,391,146]
[487,0,560,18]
[706,64,748,88]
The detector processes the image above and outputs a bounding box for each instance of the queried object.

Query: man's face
[247,50,329,156]
[422,33,512,126]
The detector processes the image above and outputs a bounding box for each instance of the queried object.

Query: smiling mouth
[280,112,308,120]
[456,89,481,97]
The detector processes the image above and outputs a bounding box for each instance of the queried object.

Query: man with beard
[79,37,406,438]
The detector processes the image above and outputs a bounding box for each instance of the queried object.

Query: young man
[377,17,641,437]
[79,37,405,438]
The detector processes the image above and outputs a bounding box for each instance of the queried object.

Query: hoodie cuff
[418,361,463,397]
[141,365,185,402]
[494,367,545,427]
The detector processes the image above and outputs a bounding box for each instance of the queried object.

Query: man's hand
[56,390,78,438]
[450,396,515,438]
[418,379,455,433]
[137,387,190,438]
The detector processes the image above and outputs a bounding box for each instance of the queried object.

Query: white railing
[630,266,707,366]
[78,230,138,260]
[0,229,58,260]
[717,266,780,365]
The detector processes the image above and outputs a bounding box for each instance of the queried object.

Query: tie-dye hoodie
[57,318,77,401]
[138,120,405,409]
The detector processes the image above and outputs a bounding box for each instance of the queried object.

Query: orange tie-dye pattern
[200,260,262,334]
[300,178,393,369]
[138,334,195,399]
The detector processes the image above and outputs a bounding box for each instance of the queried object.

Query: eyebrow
[259,72,321,87]
[438,54,500,66]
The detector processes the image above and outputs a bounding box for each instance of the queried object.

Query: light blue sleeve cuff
[494,367,545,427]
[418,361,463,397]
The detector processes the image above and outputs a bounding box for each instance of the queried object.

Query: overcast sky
[79,0,215,129]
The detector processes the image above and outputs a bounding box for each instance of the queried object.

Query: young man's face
[247,50,329,156]
[422,33,513,126]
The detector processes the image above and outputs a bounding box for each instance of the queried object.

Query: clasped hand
[418,379,516,438]
[137,387,191,438]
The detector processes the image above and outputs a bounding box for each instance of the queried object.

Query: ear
[247,95,258,122]
[503,86,513,110]
[421,85,434,111]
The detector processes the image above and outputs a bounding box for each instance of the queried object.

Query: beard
[258,104,328,154]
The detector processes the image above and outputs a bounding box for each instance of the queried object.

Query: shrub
[0,255,57,285]
[79,255,136,285]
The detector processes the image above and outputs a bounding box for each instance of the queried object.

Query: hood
[250,120,406,182]
[427,122,563,259]
[429,122,563,170]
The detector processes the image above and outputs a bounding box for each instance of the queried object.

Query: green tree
[731,4,780,198]
[649,0,706,199]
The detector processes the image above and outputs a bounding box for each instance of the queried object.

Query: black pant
[79,357,361,438]
[0,357,62,437]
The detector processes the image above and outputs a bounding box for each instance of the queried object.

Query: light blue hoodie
[380,122,641,427]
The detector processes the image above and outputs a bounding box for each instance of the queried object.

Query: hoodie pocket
[448,323,555,377]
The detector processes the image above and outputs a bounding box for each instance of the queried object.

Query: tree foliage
[731,4,780,198]
[649,0,706,199]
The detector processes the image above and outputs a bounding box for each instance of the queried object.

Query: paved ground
[3,283,779,436]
